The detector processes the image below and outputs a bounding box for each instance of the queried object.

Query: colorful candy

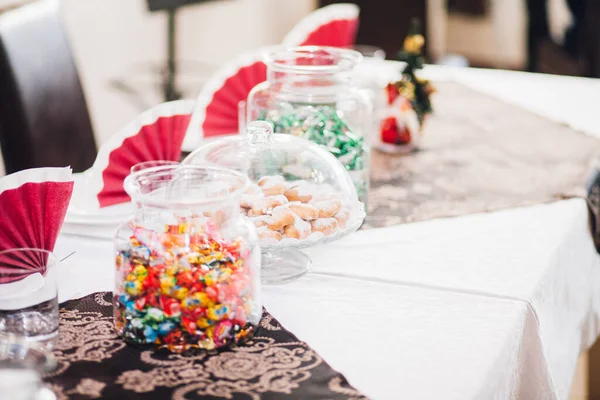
[114,221,258,352]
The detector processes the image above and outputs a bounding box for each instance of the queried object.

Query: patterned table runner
[46,292,364,400]
[367,81,600,236]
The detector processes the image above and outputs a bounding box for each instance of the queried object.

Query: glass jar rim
[123,164,250,208]
[264,46,363,75]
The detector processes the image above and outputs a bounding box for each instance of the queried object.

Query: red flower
[380,116,412,145]
[385,83,399,105]
[380,116,398,144]
[396,123,411,144]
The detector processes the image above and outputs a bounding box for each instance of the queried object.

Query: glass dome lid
[182,121,365,247]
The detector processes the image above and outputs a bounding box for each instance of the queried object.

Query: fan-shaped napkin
[0,167,73,283]
[185,50,267,147]
[282,3,360,47]
[85,100,194,208]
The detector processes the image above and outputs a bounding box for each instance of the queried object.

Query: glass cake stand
[183,120,366,284]
[258,204,365,284]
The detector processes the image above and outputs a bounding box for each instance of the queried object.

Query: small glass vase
[0,249,59,349]
[114,165,261,352]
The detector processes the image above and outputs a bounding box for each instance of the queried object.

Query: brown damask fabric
[46,293,365,400]
[366,81,600,230]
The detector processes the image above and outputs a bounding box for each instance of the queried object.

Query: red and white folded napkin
[184,50,266,149]
[72,100,194,210]
[0,167,74,283]
[183,5,360,150]
[282,3,360,47]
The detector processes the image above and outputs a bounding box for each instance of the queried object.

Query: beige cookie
[250,215,270,228]
[256,226,282,241]
[313,198,342,218]
[283,217,312,240]
[284,183,313,203]
[257,176,288,196]
[288,202,319,221]
[333,207,351,228]
[267,206,296,230]
[311,218,339,236]
[241,193,263,209]
[258,175,285,187]
[245,183,262,195]
[202,209,228,225]
[249,195,289,216]
[262,182,288,196]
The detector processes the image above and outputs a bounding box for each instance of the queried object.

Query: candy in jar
[113,165,261,352]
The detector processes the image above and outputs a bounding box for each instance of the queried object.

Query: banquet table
[53,64,600,399]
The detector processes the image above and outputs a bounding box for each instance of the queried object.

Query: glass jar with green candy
[246,46,372,207]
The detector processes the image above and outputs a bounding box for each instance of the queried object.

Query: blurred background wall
[427,0,572,69]
[56,0,583,147]
[60,0,316,146]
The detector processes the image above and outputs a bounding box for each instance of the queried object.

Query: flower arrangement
[378,20,435,150]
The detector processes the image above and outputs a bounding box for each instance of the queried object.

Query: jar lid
[183,122,364,246]
[123,165,249,209]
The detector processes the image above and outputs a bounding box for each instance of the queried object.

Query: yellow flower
[398,81,415,100]
[404,34,425,54]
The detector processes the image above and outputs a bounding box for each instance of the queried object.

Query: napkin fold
[282,3,360,47]
[83,100,194,209]
[185,50,266,147]
[0,167,74,283]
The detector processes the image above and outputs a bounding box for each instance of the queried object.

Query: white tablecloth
[305,199,600,399]
[263,275,553,400]
[53,199,597,399]
[53,66,600,399]
[52,233,557,400]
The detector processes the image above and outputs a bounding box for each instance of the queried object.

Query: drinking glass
[0,333,57,400]
[0,249,59,349]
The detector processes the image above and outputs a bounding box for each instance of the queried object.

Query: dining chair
[0,0,97,174]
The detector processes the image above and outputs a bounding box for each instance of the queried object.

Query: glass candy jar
[246,46,372,207]
[183,121,365,284]
[114,165,261,352]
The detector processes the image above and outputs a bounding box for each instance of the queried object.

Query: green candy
[260,105,365,172]
[256,105,368,202]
